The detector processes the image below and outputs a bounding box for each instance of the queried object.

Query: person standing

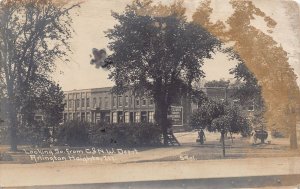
[198,129,206,144]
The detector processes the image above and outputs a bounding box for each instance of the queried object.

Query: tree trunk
[185,87,192,127]
[230,132,233,143]
[289,112,298,149]
[7,84,18,151]
[8,102,18,151]
[221,131,226,157]
[155,101,169,145]
[290,131,297,149]
[261,135,265,144]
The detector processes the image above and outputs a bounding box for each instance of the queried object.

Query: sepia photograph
[0,0,300,188]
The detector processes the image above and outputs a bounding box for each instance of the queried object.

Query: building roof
[64,87,112,93]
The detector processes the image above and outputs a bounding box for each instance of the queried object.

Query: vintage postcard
[0,0,300,188]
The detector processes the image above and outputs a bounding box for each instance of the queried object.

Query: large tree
[193,0,300,149]
[104,0,220,144]
[0,0,79,151]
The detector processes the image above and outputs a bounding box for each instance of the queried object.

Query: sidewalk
[1,157,300,188]
[1,132,300,188]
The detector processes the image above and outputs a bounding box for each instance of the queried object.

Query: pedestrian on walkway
[198,129,206,144]
[250,131,257,145]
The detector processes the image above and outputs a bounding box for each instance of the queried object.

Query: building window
[118,96,123,106]
[113,96,117,107]
[248,104,255,111]
[149,99,154,106]
[81,113,85,121]
[105,97,109,108]
[86,112,91,122]
[96,113,101,123]
[81,98,85,107]
[68,100,72,109]
[93,97,97,108]
[136,98,140,106]
[34,115,43,121]
[112,112,117,123]
[232,99,239,106]
[142,98,146,106]
[141,111,147,123]
[68,113,72,120]
[135,112,140,123]
[105,113,110,123]
[125,96,129,107]
[76,99,80,108]
[118,112,123,123]
[86,98,90,107]
[64,113,67,122]
[65,100,68,108]
[124,112,130,123]
[149,111,154,123]
[99,97,102,108]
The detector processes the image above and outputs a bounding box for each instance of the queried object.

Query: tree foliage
[191,99,249,134]
[229,60,263,106]
[0,0,80,150]
[39,82,65,126]
[212,105,249,135]
[190,99,224,131]
[105,0,220,144]
[191,99,250,156]
[193,0,300,149]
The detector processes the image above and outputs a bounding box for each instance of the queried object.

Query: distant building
[204,87,257,112]
[63,87,157,124]
[63,86,252,126]
[63,87,199,129]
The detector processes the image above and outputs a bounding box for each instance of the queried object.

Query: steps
[165,132,180,146]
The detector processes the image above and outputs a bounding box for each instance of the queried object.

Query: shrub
[241,122,252,137]
[56,120,90,146]
[17,121,50,147]
[0,126,9,144]
[271,130,286,138]
[1,121,54,147]
[55,121,162,147]
[89,122,162,147]
[0,153,13,161]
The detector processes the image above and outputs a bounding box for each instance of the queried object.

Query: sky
[52,0,300,91]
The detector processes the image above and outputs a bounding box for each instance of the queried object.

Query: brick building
[63,87,156,124]
[63,87,201,130]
